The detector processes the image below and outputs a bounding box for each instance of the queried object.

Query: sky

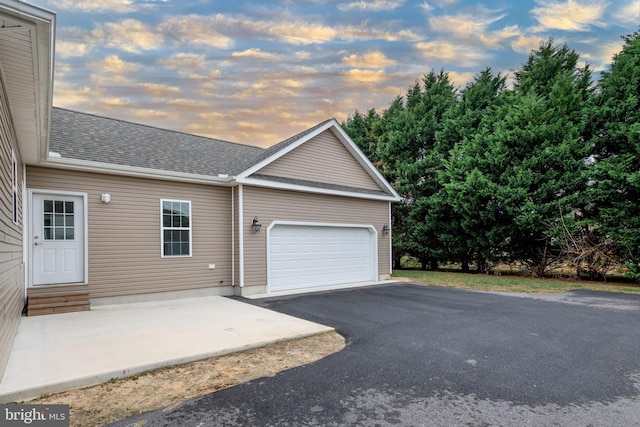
[40,0,640,148]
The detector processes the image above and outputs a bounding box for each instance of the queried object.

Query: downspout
[231,186,235,287]
[389,202,393,276]
[238,184,244,288]
[22,164,27,300]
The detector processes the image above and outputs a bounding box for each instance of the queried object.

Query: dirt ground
[32,331,345,427]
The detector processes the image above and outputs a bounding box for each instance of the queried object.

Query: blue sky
[41,0,639,147]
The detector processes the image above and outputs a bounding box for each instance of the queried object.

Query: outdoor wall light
[251,217,262,233]
[101,193,111,203]
[382,224,389,235]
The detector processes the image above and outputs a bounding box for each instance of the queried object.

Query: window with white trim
[161,199,192,257]
[11,149,18,224]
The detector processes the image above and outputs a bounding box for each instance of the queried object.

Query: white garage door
[268,224,375,292]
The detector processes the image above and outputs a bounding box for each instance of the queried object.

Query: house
[0,1,399,381]
[0,0,55,381]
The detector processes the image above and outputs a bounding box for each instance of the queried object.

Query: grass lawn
[392,269,640,294]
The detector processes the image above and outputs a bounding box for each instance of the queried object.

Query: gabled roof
[245,119,334,169]
[50,108,264,178]
[236,118,400,201]
[46,108,400,201]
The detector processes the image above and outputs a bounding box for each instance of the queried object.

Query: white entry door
[268,224,376,292]
[32,193,85,285]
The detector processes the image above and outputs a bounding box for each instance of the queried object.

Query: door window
[43,199,75,240]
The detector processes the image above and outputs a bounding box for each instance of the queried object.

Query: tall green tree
[588,30,640,280]
[375,71,457,269]
[441,41,593,275]
[341,109,381,165]
[436,68,507,271]
[497,40,593,275]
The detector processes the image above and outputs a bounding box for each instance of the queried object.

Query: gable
[251,129,383,192]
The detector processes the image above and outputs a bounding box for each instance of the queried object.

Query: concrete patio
[0,296,333,403]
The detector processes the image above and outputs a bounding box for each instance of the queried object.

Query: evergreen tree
[495,41,592,275]
[436,68,506,271]
[589,30,640,280]
[441,41,592,275]
[375,71,457,269]
[341,109,381,165]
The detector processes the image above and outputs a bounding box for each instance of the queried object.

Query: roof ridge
[51,106,264,151]
[273,118,336,145]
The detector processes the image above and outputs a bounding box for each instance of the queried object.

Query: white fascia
[237,176,400,201]
[41,157,236,186]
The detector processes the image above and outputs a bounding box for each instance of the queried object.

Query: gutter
[40,156,237,186]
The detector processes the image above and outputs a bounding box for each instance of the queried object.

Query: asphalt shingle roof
[50,108,266,176]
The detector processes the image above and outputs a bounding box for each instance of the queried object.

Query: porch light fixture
[251,217,262,233]
[101,193,111,203]
[382,224,389,235]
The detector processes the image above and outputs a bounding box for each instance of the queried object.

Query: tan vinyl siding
[0,27,39,152]
[242,185,390,286]
[27,167,233,298]
[0,63,24,380]
[255,129,382,191]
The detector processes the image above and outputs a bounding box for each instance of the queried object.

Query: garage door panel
[268,224,375,292]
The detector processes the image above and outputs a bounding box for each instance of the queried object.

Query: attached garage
[267,223,377,292]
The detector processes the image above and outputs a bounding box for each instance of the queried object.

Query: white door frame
[266,221,378,293]
[27,189,89,287]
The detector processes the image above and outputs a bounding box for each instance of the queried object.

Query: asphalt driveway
[108,283,640,426]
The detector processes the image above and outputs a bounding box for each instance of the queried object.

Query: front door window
[43,200,75,240]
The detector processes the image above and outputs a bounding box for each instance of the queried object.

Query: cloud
[511,35,546,54]
[340,26,422,43]
[611,1,640,25]
[56,40,90,58]
[479,25,521,48]
[343,69,387,83]
[91,19,163,53]
[257,19,338,44]
[416,40,490,67]
[41,0,139,13]
[168,99,213,111]
[163,12,421,46]
[130,109,173,120]
[160,15,235,49]
[232,48,277,60]
[93,55,141,74]
[197,112,227,121]
[91,74,134,86]
[337,0,405,11]
[531,0,607,32]
[159,53,207,70]
[342,51,397,68]
[52,83,94,107]
[581,40,626,72]
[429,12,520,48]
[421,0,458,11]
[447,71,476,88]
[429,13,503,36]
[421,2,434,12]
[231,74,306,100]
[137,82,181,96]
